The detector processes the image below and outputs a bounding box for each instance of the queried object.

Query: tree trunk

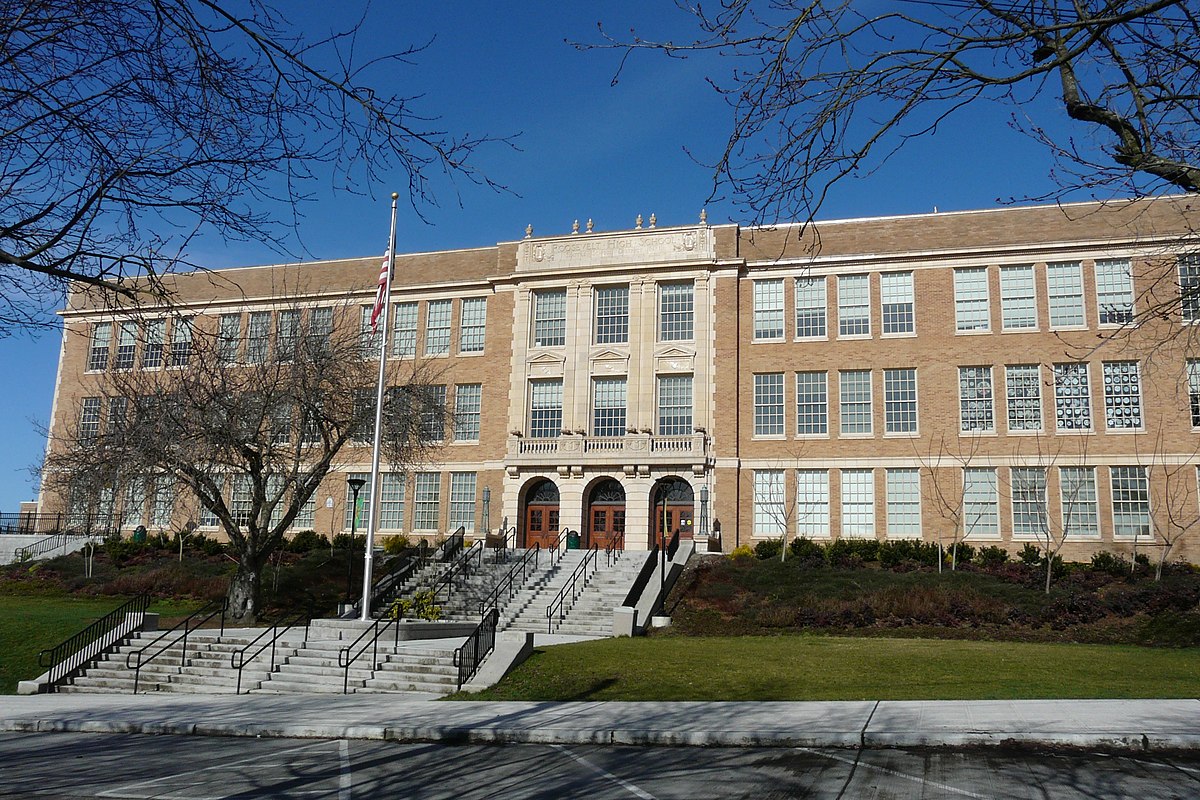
[227,557,264,623]
[1045,556,1053,594]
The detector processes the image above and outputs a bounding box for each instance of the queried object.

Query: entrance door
[586,478,626,550]
[651,477,694,547]
[522,479,560,549]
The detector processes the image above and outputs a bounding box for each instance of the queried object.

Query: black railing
[126,598,227,693]
[0,512,118,537]
[477,544,540,617]
[37,594,151,690]
[440,527,466,563]
[347,543,431,619]
[338,617,400,694]
[546,544,599,634]
[429,540,483,604]
[622,542,660,607]
[604,530,626,567]
[13,531,97,562]
[230,612,309,694]
[454,607,499,689]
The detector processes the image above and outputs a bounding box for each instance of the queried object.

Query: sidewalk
[2,694,1198,751]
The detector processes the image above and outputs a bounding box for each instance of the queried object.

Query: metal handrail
[338,617,400,694]
[604,529,626,567]
[477,544,540,617]
[346,543,430,619]
[37,594,151,690]
[14,531,96,562]
[429,540,483,603]
[125,598,227,694]
[546,543,599,633]
[230,612,310,694]
[454,607,499,689]
[439,527,466,563]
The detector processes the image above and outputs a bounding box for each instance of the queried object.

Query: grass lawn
[457,635,1200,701]
[0,592,200,694]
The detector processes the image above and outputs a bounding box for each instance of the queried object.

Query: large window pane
[839,370,872,435]
[753,470,785,537]
[1046,261,1085,327]
[657,375,693,435]
[594,286,629,344]
[1000,265,1037,329]
[958,366,994,432]
[795,277,827,338]
[1054,362,1092,430]
[884,368,917,433]
[840,469,875,538]
[886,469,921,538]
[1005,364,1042,431]
[796,469,829,537]
[658,282,694,341]
[425,299,452,356]
[795,372,828,435]
[838,274,870,336]
[754,373,785,436]
[532,290,567,347]
[954,268,990,331]
[753,279,785,340]
[459,297,487,353]
[592,378,627,437]
[529,380,563,438]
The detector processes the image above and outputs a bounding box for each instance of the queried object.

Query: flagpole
[360,192,399,621]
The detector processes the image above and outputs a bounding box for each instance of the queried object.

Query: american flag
[369,246,391,333]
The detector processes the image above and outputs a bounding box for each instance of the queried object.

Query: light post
[482,486,491,535]
[699,486,710,552]
[346,477,366,605]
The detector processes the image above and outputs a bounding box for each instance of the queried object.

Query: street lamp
[699,486,710,552]
[482,486,491,536]
[345,477,366,605]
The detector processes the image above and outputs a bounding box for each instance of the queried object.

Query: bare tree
[42,303,449,621]
[0,0,507,336]
[597,1,1200,223]
[916,433,987,571]
[1141,426,1200,580]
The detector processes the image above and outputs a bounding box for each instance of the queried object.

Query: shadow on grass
[563,677,619,700]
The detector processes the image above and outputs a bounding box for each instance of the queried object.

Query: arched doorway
[650,477,694,546]
[586,478,626,550]
[522,478,560,549]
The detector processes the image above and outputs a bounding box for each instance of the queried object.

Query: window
[795,470,830,537]
[1005,364,1042,432]
[122,480,145,528]
[449,472,476,532]
[1110,466,1150,539]
[1179,254,1200,322]
[141,320,164,369]
[114,322,137,370]
[270,402,291,445]
[244,311,269,364]
[1011,467,1047,538]
[1102,361,1142,430]
[753,279,785,340]
[954,268,990,331]
[425,299,452,356]
[454,383,482,442]
[199,500,218,529]
[308,307,332,355]
[79,397,102,444]
[884,368,917,434]
[753,470,785,537]
[754,373,785,436]
[413,473,440,530]
[393,302,418,357]
[837,274,870,336]
[1189,359,1200,427]
[1054,362,1092,430]
[594,286,629,344]
[657,375,693,435]
[958,366,994,432]
[87,323,112,371]
[886,469,921,538]
[107,396,128,433]
[344,473,372,529]
[880,271,914,334]
[1046,261,1085,327]
[351,389,374,443]
[529,379,563,438]
[359,306,380,358]
[379,473,405,530]
[459,297,487,353]
[839,370,872,435]
[275,310,299,363]
[1060,467,1099,538]
[293,494,316,530]
[532,289,567,347]
[963,468,999,538]
[231,474,253,527]
[794,276,827,338]
[658,282,694,341]
[169,318,192,367]
[421,385,447,442]
[1000,265,1037,330]
[1094,258,1133,325]
[841,469,875,537]
[795,372,828,435]
[592,378,627,437]
[150,475,173,528]
[218,313,241,363]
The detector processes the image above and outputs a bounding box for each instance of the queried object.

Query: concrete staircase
[502,551,651,637]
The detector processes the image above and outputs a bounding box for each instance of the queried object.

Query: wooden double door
[524,504,560,550]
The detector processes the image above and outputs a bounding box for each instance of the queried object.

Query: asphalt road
[1,732,1198,799]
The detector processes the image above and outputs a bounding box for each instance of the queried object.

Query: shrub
[1090,550,1130,577]
[1018,542,1042,566]
[827,538,878,565]
[878,539,940,568]
[947,541,976,565]
[332,533,366,550]
[101,532,145,565]
[754,538,783,560]
[788,536,827,564]
[189,533,226,556]
[975,545,1009,568]
[286,529,328,554]
[381,534,411,555]
[728,545,754,560]
[387,589,442,621]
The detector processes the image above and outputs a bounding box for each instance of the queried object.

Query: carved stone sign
[517,227,714,272]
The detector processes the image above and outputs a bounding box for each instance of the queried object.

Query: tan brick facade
[41,197,1200,565]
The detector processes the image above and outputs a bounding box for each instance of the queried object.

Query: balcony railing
[511,432,706,461]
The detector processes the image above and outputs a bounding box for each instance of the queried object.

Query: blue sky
[0,2,1100,510]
